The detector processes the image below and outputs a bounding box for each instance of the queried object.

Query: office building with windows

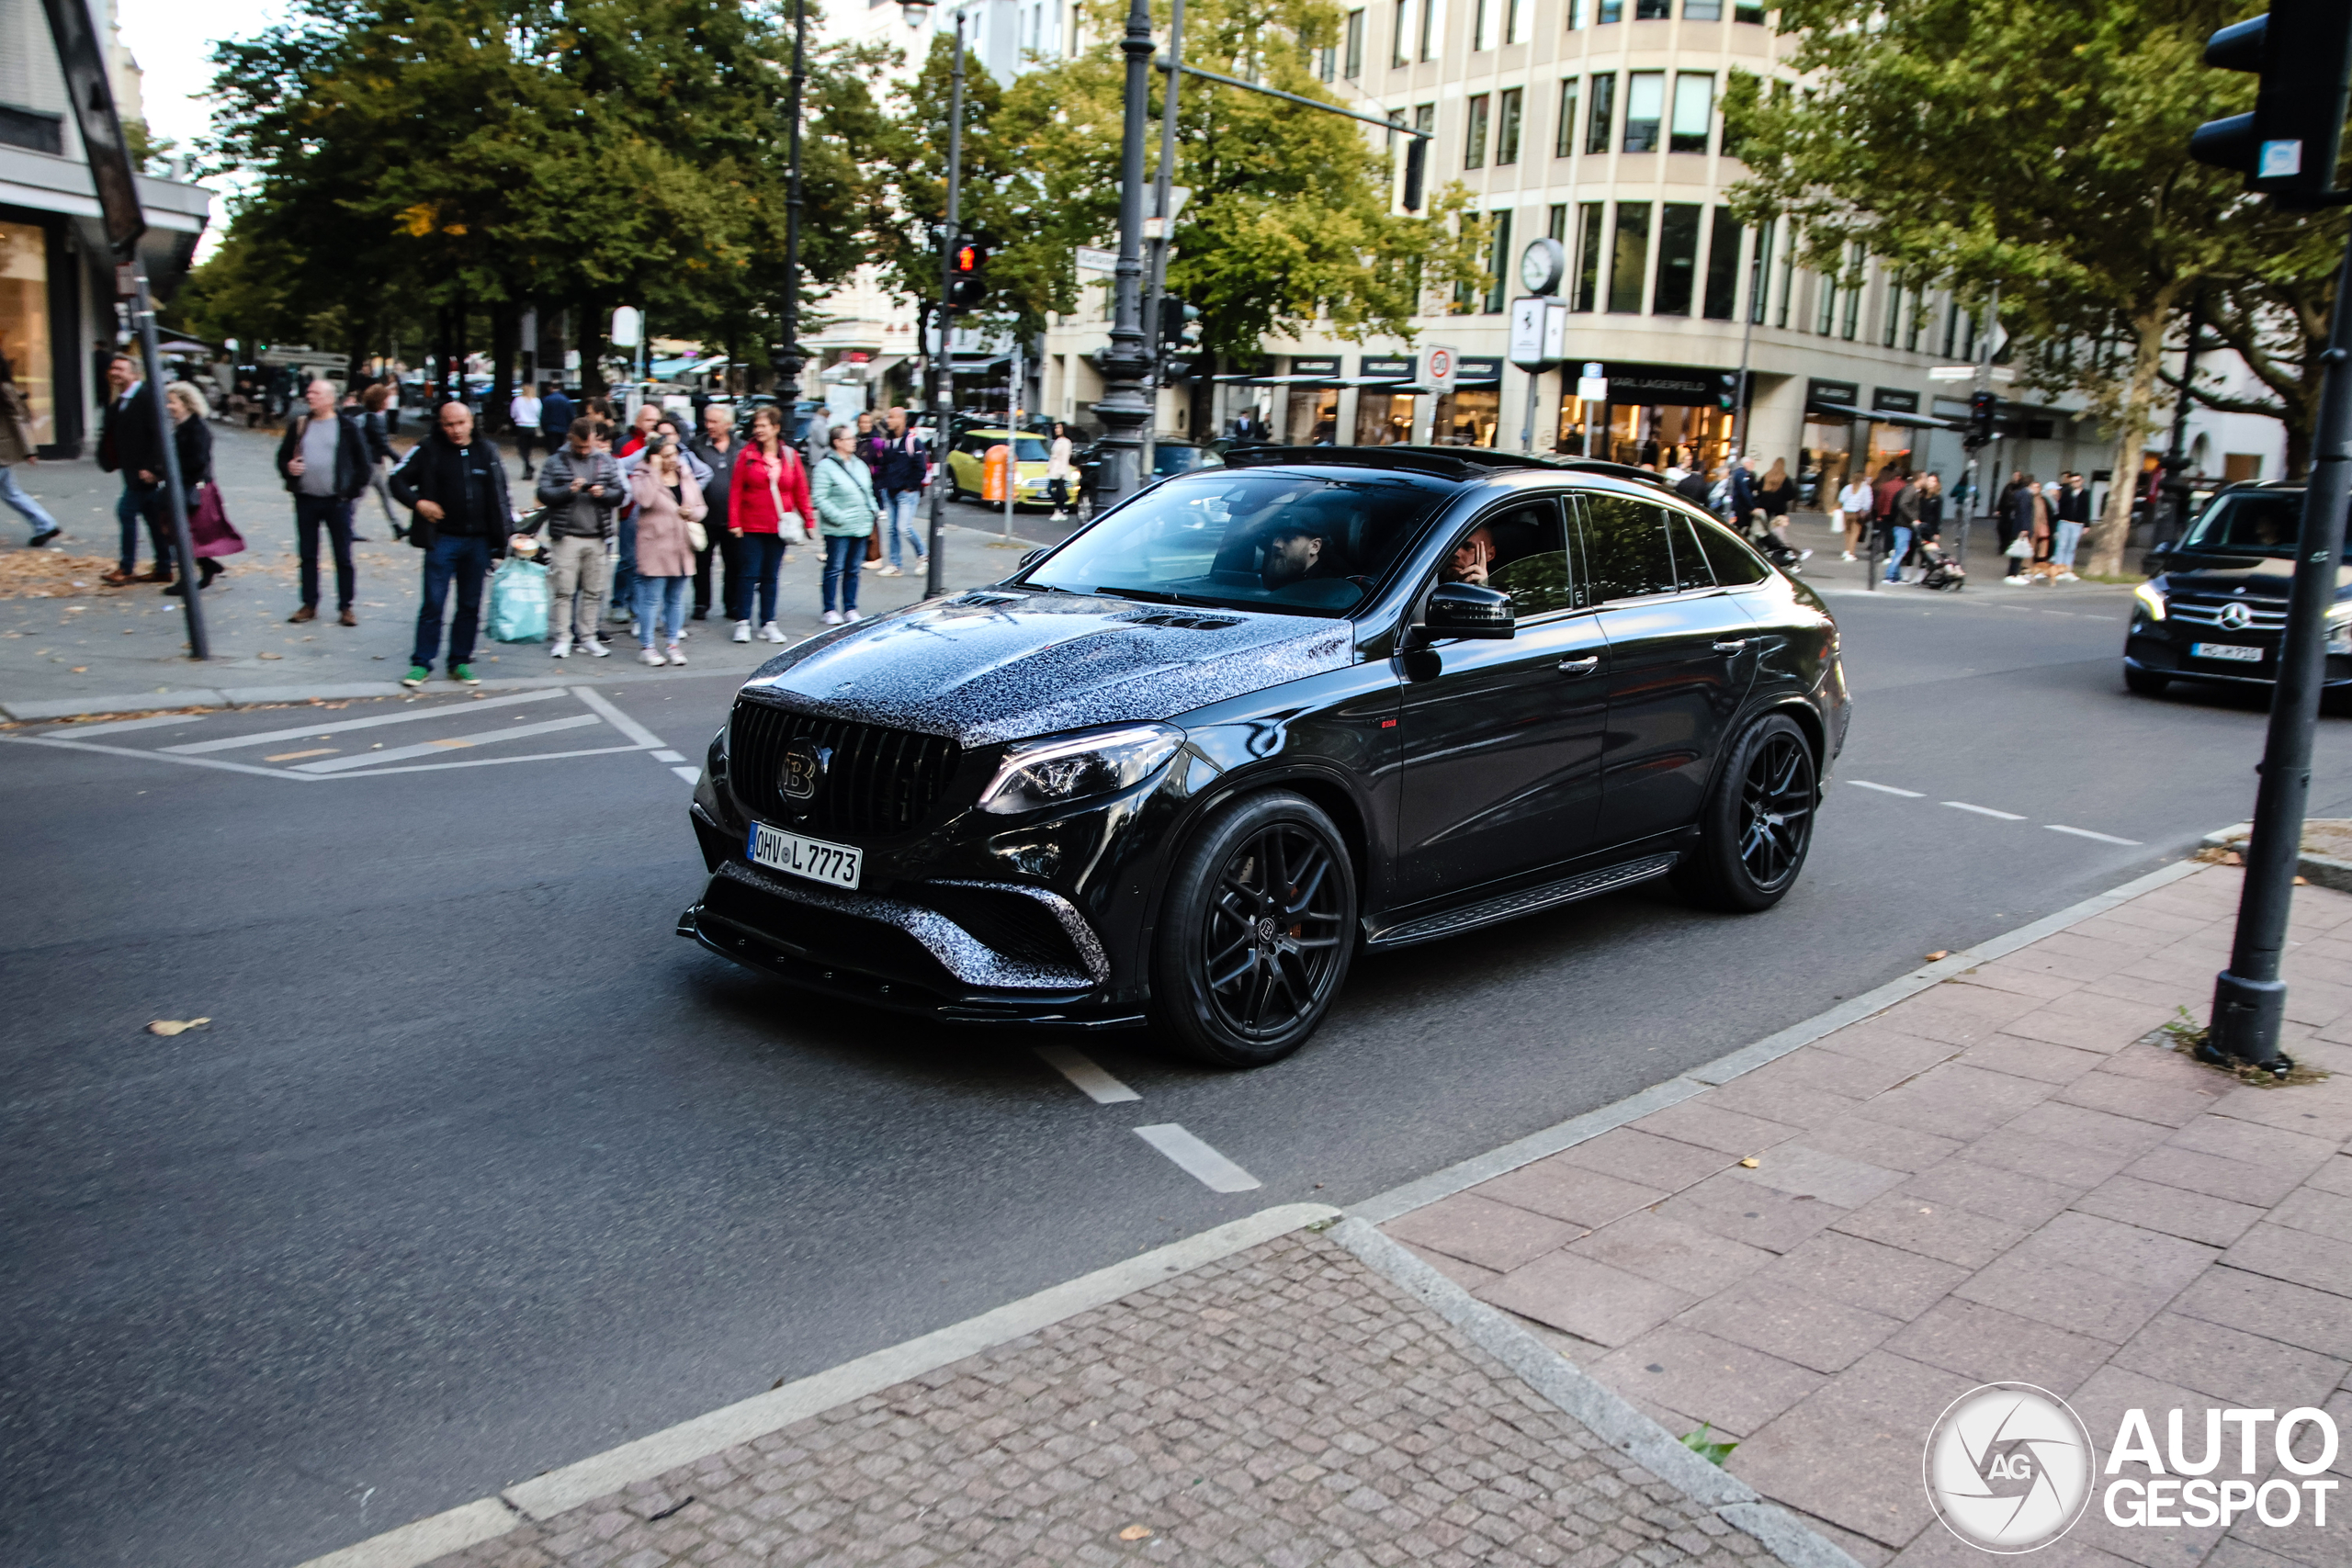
[1220,0,2113,505]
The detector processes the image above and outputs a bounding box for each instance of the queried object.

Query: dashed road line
[671,766,701,784]
[2047,824,2143,846]
[1848,779,1924,797]
[1034,1044,1142,1104]
[1942,800,2028,821]
[1133,1124,1261,1192]
[652,750,686,763]
[41,711,207,739]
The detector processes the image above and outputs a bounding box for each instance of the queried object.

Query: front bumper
[2125,628,2352,688]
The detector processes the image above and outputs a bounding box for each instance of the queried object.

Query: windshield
[1023,468,1452,615]
[964,434,1047,461]
[1155,445,1212,476]
[2180,491,2324,557]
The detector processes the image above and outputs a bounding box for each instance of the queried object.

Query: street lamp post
[1140,0,1186,482]
[1091,0,1159,507]
[912,0,967,598]
[776,0,809,406]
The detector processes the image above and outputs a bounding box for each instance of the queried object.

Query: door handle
[1712,638,1749,655]
[1558,655,1600,677]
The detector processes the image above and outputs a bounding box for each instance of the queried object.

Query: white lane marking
[1942,800,2027,821]
[163,689,564,752]
[42,712,207,739]
[651,749,685,762]
[293,713,603,773]
[1848,780,1924,797]
[571,685,665,748]
[671,765,701,784]
[1134,1124,1261,1192]
[2046,824,2143,846]
[1034,1044,1141,1104]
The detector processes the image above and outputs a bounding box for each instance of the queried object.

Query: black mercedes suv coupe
[2125,482,2352,701]
[681,446,1849,1066]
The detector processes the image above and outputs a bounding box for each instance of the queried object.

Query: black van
[681,446,1849,1066]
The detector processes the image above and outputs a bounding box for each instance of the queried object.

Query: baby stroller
[1743,510,1809,573]
[1916,541,1966,592]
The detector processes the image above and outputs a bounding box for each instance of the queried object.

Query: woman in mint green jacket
[812,423,881,625]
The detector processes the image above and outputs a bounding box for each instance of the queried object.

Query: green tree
[1724,0,2265,574]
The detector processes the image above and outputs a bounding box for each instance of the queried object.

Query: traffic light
[2189,0,2352,201]
[1402,135,1428,212]
[1159,295,1204,378]
[948,240,989,310]
[1967,390,1997,447]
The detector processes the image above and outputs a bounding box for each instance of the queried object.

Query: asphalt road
[6,569,2347,1568]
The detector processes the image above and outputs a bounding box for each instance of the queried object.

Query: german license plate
[2192,642,2264,663]
[749,821,862,889]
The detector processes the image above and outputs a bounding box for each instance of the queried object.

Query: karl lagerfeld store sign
[1592,361,1730,407]
[1921,1383,2339,1553]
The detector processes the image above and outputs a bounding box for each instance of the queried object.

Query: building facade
[0,0,210,457]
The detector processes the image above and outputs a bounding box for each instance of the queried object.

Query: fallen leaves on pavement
[147,1018,210,1036]
[0,552,120,599]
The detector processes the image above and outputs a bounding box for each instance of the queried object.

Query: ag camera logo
[1924,1383,2096,1552]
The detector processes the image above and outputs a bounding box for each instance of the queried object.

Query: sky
[116,0,287,152]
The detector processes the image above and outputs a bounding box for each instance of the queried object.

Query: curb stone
[2202,818,2352,894]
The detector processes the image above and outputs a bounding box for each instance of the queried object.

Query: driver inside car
[1259,521,1331,590]
[1443,525,1497,585]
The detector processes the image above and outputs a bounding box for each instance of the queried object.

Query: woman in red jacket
[728,405,813,643]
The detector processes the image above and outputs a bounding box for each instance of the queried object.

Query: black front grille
[729,700,963,836]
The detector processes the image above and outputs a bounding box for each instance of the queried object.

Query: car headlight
[2133,581,2167,622]
[978,723,1184,816]
[2329,605,2352,655]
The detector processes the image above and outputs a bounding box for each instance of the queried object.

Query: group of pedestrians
[1996,469,2092,583]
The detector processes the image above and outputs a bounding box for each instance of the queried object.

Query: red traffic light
[954,242,987,274]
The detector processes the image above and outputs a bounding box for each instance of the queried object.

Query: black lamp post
[901,0,965,595]
[775,0,809,406]
[1091,0,1158,506]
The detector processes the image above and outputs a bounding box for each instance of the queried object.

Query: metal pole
[2207,231,2352,1069]
[1732,222,1764,457]
[1091,0,1158,506]
[1520,364,1540,453]
[1141,0,1185,484]
[778,0,808,404]
[1957,286,1998,569]
[131,266,207,658]
[924,10,967,598]
[1003,337,1019,540]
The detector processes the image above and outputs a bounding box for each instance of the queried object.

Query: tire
[1672,712,1818,914]
[2124,665,2170,697]
[1148,791,1359,1068]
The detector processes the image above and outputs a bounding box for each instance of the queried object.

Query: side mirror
[1018,547,1047,570]
[1417,581,1515,642]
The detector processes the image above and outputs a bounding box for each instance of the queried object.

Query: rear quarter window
[1691,516,1771,585]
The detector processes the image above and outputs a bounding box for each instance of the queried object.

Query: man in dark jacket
[538,383,574,457]
[872,407,927,574]
[97,354,170,585]
[530,416,626,657]
[276,378,375,624]
[690,403,741,621]
[390,401,514,686]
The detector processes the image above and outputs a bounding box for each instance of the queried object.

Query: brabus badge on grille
[781,739,829,803]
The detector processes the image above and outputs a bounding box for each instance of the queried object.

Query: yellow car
[944,428,1055,507]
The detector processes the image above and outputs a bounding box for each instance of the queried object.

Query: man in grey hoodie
[530,417,628,657]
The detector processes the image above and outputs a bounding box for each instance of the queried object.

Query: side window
[1442,498,1575,616]
[1576,494,1678,602]
[1690,515,1771,585]
[1663,513,1714,592]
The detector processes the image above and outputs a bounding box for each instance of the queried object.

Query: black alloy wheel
[1673,712,1817,913]
[1151,792,1358,1067]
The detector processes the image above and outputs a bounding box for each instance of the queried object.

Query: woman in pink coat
[628,434,708,667]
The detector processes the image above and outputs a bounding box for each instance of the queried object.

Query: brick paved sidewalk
[1387,863,2352,1568]
[426,1231,1783,1568]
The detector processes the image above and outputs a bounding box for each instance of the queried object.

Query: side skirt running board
[1363,852,1680,951]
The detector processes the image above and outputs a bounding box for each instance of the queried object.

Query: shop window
[1703,209,1742,321]
[1434,388,1502,446]
[1586,73,1615,153]
[1464,95,1489,168]
[0,221,52,446]
[1624,73,1664,152]
[1344,9,1364,75]
[1669,73,1713,153]
[1548,203,1568,243]
[1572,202,1604,311]
[1555,77,1579,157]
[1654,204,1702,316]
[1751,219,1774,325]
[1393,0,1411,67]
[1578,496,1679,602]
[1685,0,1722,18]
[1420,0,1443,60]
[1609,202,1652,313]
[1497,89,1522,164]
[1356,390,1415,445]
